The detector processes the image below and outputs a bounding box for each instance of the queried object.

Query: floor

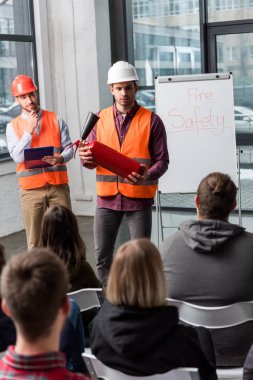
[0,214,145,271]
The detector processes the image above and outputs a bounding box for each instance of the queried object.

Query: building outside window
[0,0,36,160]
[131,0,201,110]
[208,0,253,21]
[130,2,253,133]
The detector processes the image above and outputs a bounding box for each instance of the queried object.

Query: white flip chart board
[155,73,238,193]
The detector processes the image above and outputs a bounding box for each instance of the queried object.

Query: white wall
[0,161,24,237]
[0,0,111,237]
[35,0,112,216]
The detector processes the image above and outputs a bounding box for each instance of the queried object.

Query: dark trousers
[94,207,152,286]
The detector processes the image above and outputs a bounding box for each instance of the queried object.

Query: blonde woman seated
[89,239,217,380]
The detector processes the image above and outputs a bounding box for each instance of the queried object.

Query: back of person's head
[107,238,167,308]
[39,205,86,270]
[197,172,237,220]
[0,248,68,342]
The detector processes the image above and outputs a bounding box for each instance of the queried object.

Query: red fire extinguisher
[72,112,144,178]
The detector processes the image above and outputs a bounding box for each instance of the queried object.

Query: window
[249,45,253,58]
[215,0,240,11]
[228,46,239,61]
[109,0,253,215]
[131,0,201,91]
[208,0,253,21]
[132,0,149,18]
[0,0,36,160]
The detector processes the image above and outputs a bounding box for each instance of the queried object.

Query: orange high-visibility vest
[96,106,158,198]
[12,110,68,190]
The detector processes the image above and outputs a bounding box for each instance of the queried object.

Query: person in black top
[90,238,217,380]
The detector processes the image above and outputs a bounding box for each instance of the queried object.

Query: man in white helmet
[79,61,169,286]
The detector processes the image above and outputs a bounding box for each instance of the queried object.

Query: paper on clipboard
[24,146,54,169]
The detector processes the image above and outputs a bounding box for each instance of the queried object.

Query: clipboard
[24,146,54,169]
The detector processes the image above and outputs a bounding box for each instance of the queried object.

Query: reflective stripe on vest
[17,164,67,178]
[96,106,158,198]
[12,110,68,189]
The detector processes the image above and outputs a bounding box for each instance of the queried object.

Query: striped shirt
[0,346,89,379]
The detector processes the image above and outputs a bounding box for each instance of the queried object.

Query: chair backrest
[67,288,103,312]
[167,299,247,380]
[82,352,201,380]
[167,298,253,329]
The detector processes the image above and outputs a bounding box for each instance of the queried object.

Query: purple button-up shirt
[84,101,169,211]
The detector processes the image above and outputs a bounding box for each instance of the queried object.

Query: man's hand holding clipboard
[24,146,64,169]
[42,154,64,165]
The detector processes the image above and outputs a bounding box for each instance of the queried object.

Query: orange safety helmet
[11,75,37,97]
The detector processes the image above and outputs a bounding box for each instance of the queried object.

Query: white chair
[68,288,104,354]
[67,288,103,312]
[82,352,201,380]
[167,298,253,380]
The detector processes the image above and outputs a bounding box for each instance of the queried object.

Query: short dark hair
[0,248,68,341]
[39,205,86,277]
[197,172,237,220]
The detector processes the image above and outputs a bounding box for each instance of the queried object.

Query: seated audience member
[160,172,253,367]
[244,344,253,380]
[39,205,101,290]
[0,248,89,379]
[0,245,15,352]
[60,299,86,373]
[39,205,102,343]
[0,246,85,373]
[89,238,217,380]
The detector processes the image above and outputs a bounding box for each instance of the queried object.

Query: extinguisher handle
[80,112,99,141]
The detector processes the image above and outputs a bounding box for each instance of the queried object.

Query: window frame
[0,0,37,161]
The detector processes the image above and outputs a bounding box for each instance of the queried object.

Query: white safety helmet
[107,61,139,84]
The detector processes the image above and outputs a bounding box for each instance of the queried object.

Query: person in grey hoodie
[160,171,253,368]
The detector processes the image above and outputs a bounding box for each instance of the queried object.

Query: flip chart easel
[155,73,239,244]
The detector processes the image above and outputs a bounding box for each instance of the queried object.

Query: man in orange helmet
[6,75,74,249]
